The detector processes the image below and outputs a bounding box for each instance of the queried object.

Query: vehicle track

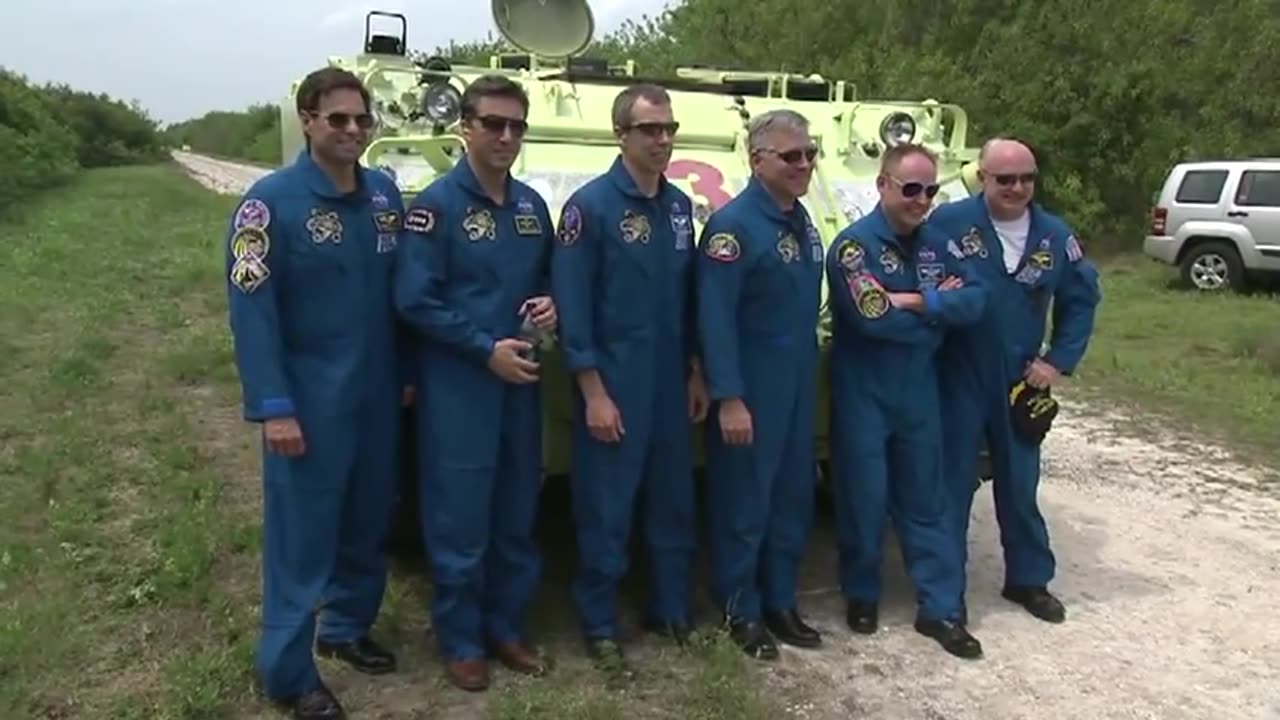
[176,151,1280,720]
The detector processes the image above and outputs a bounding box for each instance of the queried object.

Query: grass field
[1,162,1275,719]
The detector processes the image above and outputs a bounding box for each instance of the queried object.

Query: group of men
[224,65,1102,720]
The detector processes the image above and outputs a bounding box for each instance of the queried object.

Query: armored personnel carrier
[279,0,989,537]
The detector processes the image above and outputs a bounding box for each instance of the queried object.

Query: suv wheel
[1179,241,1245,292]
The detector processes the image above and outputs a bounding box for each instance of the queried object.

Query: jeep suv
[1144,159,1280,291]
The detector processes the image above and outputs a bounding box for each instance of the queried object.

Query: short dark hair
[611,83,671,129]
[880,142,937,174]
[461,74,530,120]
[295,67,370,115]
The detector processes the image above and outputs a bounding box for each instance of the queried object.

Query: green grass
[0,162,781,720]
[1068,255,1280,469]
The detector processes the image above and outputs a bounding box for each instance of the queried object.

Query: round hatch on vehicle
[492,0,595,58]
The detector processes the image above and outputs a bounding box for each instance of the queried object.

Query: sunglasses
[623,121,680,137]
[312,111,375,130]
[474,114,529,136]
[762,145,819,165]
[886,175,940,199]
[992,172,1037,186]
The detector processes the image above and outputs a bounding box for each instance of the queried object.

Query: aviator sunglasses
[311,111,376,130]
[886,175,941,199]
[991,171,1038,186]
[763,144,820,165]
[475,114,529,137]
[621,121,681,137]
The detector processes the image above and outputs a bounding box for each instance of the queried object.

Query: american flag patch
[1066,234,1084,262]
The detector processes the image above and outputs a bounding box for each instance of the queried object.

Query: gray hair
[747,109,810,152]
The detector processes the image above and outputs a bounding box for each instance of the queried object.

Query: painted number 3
[665,159,733,210]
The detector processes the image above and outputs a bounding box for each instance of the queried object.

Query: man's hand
[263,417,305,457]
[687,367,709,422]
[1024,358,1060,389]
[523,295,557,333]
[938,275,964,291]
[888,292,924,312]
[487,338,539,384]
[719,398,753,445]
[401,385,416,407]
[585,392,625,443]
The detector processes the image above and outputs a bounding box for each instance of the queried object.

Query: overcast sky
[0,0,675,125]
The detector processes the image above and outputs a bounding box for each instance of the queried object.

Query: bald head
[977,137,1038,218]
[979,137,1036,172]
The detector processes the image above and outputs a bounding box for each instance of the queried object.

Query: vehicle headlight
[879,112,916,146]
[422,81,462,126]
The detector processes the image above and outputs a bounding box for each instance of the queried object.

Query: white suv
[1144,159,1280,292]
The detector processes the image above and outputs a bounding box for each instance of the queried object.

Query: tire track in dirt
[175,152,1280,720]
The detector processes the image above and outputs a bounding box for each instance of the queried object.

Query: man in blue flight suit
[393,75,559,693]
[550,83,710,674]
[926,137,1102,625]
[225,67,411,720]
[825,143,986,660]
[695,108,825,660]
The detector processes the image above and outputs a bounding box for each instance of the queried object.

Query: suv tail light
[1151,206,1167,234]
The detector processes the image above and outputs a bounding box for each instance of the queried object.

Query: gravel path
[175,152,1280,720]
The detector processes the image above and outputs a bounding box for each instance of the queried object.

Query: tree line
[1,68,167,215]
[111,0,1280,252]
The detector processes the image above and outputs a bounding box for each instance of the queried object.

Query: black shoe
[1002,585,1066,623]
[585,637,636,687]
[280,683,346,720]
[726,617,779,660]
[763,609,822,648]
[316,636,397,675]
[914,617,983,660]
[641,616,692,646]
[845,600,878,635]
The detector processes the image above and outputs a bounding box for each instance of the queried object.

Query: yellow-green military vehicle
[279,0,990,544]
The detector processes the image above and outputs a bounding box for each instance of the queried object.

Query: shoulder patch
[704,232,741,262]
[229,226,270,294]
[558,203,583,246]
[849,271,890,319]
[1066,234,1084,262]
[835,238,865,272]
[230,226,270,260]
[234,198,270,230]
[405,207,436,234]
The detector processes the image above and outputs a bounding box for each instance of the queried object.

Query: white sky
[0,0,675,125]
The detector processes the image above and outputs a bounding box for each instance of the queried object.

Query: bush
[0,67,167,214]
[163,104,281,166]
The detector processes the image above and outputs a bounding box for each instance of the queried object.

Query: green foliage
[438,0,1280,254]
[163,103,281,167]
[0,67,165,214]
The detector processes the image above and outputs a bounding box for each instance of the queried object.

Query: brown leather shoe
[491,641,548,676]
[444,658,489,692]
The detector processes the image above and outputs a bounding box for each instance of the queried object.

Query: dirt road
[177,151,1280,720]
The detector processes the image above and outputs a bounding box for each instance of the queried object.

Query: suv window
[1234,170,1280,207]
[1174,169,1228,204]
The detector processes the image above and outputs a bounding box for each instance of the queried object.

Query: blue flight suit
[925,195,1101,595]
[695,177,823,622]
[549,155,698,639]
[824,205,986,622]
[392,157,553,662]
[225,149,408,701]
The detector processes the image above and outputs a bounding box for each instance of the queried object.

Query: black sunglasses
[312,111,375,130]
[474,114,529,136]
[993,172,1037,186]
[765,145,819,165]
[887,175,941,199]
[623,121,680,137]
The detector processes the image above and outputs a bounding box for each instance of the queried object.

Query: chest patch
[373,210,400,233]
[620,209,651,244]
[960,226,988,258]
[879,246,902,274]
[307,207,343,244]
[463,207,497,241]
[514,214,542,236]
[776,231,801,263]
[671,205,691,250]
